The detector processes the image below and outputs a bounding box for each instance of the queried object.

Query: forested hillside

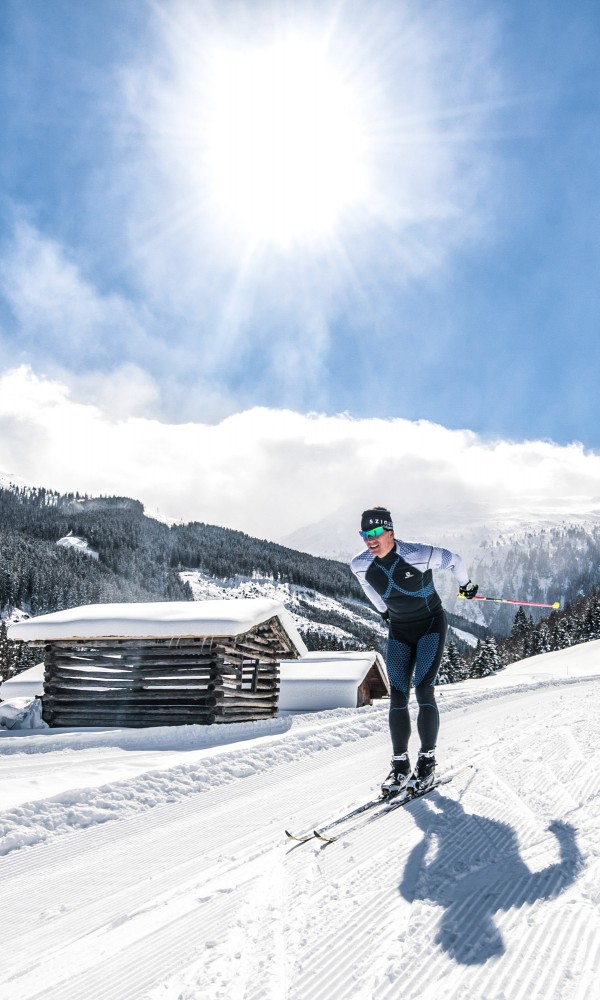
[0,487,191,614]
[467,522,600,633]
[0,482,368,609]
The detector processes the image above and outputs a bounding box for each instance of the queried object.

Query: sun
[203,35,369,247]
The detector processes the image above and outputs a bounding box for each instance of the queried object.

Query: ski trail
[0,724,392,999]
[1,679,598,999]
[365,706,596,1000]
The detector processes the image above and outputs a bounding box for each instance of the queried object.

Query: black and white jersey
[350,539,469,624]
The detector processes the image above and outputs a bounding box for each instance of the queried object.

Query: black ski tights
[386,612,447,756]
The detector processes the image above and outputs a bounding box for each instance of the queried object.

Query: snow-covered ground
[1,642,599,999]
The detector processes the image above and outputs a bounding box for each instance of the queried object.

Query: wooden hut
[279,650,389,712]
[8,599,307,728]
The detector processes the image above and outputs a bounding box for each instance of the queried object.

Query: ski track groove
[502,901,575,1000]
[284,774,478,999]
[0,802,293,972]
[15,895,241,1000]
[287,880,406,1000]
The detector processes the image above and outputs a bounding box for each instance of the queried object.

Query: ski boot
[381,753,411,797]
[406,749,436,796]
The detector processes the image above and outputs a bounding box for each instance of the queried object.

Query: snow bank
[501,637,600,680]
[0,697,47,730]
[450,637,600,694]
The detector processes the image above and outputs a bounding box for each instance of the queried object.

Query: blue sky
[0,0,600,536]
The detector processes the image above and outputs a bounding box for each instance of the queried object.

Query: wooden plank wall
[41,617,296,727]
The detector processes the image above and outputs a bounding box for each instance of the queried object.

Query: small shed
[8,599,307,728]
[279,650,389,712]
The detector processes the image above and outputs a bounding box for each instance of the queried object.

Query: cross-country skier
[350,506,478,797]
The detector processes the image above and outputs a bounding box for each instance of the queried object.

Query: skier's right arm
[350,552,388,614]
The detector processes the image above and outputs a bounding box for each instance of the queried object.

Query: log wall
[40,617,296,727]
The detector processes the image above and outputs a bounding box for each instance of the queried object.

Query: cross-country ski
[312,775,454,843]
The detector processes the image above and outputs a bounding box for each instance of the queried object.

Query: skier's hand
[459,581,478,599]
[380,609,390,623]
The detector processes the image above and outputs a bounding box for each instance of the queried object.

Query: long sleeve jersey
[350,539,470,624]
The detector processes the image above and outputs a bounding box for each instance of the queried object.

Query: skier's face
[363,528,395,558]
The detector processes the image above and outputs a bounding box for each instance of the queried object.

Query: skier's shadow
[398,792,583,965]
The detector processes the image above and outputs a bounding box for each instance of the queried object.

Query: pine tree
[511,606,529,638]
[483,635,501,671]
[0,622,11,682]
[438,639,466,684]
[531,620,553,654]
[581,593,600,642]
[0,622,39,684]
[552,614,575,650]
[469,636,500,678]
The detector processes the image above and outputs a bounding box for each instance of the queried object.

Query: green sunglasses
[359,526,387,539]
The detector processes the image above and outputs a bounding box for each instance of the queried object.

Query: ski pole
[457,594,560,610]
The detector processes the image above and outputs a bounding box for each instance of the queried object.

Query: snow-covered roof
[279,650,388,711]
[7,599,308,655]
[0,662,44,701]
[281,649,387,682]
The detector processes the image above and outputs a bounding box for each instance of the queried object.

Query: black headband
[361,508,393,531]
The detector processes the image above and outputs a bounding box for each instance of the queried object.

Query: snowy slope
[180,568,388,646]
[0,643,599,999]
[56,533,99,559]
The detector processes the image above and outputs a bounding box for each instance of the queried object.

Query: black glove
[380,609,390,623]
[459,581,478,599]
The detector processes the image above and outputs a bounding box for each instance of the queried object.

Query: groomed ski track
[1,678,599,1000]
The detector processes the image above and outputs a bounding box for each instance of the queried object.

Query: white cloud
[59,365,161,420]
[0,219,244,423]
[1,367,599,551]
[0,220,149,361]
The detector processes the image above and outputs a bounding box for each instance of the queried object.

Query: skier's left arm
[427,546,477,595]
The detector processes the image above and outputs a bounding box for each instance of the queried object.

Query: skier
[350,506,478,797]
